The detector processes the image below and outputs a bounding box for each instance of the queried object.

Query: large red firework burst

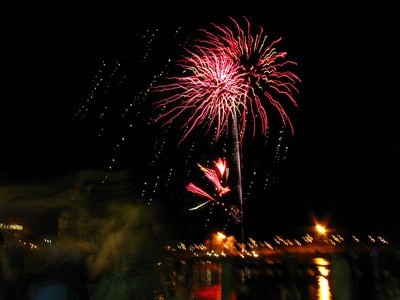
[152,16,301,143]
[152,50,248,144]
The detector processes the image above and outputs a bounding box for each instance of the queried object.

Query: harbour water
[170,248,400,299]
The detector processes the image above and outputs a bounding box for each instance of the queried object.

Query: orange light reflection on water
[314,257,332,300]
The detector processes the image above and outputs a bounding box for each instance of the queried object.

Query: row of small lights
[0,223,23,231]
[165,227,391,258]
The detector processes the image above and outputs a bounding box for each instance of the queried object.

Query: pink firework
[197,162,230,197]
[214,157,228,180]
[186,183,215,201]
[152,17,300,143]
[186,158,241,223]
[196,16,301,139]
[152,49,249,144]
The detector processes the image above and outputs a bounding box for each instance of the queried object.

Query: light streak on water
[314,257,332,300]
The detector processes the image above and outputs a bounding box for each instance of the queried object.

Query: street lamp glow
[315,224,326,235]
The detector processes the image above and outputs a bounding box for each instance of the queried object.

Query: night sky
[2,12,399,241]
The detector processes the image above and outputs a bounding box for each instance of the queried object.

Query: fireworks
[152,51,248,144]
[197,16,301,139]
[197,163,230,197]
[151,17,301,235]
[214,157,229,180]
[186,158,241,223]
[152,16,301,143]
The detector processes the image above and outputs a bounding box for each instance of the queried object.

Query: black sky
[2,12,399,239]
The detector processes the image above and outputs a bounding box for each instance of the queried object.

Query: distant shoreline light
[0,222,23,231]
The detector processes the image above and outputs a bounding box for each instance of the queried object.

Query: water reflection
[314,257,332,300]
[187,256,336,299]
[188,255,361,299]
